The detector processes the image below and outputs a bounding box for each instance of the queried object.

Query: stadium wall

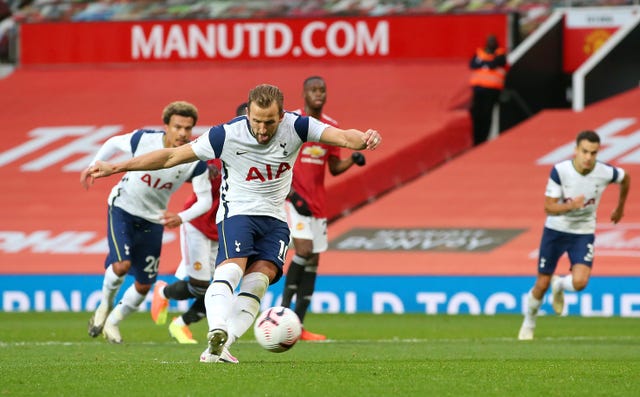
[5,0,517,281]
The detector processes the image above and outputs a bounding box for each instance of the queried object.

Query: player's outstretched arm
[80,133,134,190]
[320,126,381,151]
[89,145,199,180]
[611,173,630,224]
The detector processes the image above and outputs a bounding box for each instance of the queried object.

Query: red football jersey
[290,109,340,218]
[182,159,222,240]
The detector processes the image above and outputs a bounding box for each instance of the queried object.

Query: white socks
[100,265,124,310]
[558,275,576,292]
[292,254,311,266]
[106,285,146,326]
[205,263,244,332]
[226,272,270,346]
[523,290,541,327]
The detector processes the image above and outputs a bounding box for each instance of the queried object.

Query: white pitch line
[1,335,639,348]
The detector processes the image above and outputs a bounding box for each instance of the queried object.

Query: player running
[81,101,212,344]
[518,130,630,340]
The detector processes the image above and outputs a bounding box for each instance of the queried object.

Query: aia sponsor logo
[245,163,291,182]
[563,197,596,207]
[140,173,174,190]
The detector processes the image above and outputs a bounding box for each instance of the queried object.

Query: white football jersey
[92,130,211,224]
[544,159,625,234]
[191,112,328,223]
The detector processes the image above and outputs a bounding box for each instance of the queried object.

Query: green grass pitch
[1,312,639,396]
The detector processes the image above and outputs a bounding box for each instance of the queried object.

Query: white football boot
[207,329,227,356]
[199,346,238,364]
[102,321,123,344]
[517,323,535,341]
[88,303,110,338]
[550,275,565,315]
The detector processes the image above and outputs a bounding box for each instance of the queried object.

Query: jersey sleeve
[191,125,225,160]
[88,131,137,166]
[178,170,213,223]
[306,116,330,142]
[544,166,562,198]
[611,165,625,184]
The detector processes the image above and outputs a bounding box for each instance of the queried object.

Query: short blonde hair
[162,101,198,125]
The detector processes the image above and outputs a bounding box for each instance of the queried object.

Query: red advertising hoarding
[19,14,509,65]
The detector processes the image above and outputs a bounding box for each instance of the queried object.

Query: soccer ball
[254,306,302,353]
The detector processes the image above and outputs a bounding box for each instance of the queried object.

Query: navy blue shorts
[216,215,290,284]
[537,227,595,275]
[105,205,164,285]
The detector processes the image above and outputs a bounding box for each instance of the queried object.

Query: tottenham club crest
[279,141,288,156]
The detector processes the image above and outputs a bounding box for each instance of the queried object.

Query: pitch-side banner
[19,14,508,65]
[2,275,639,316]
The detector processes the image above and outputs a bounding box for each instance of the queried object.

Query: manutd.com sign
[19,14,508,65]
[131,21,389,60]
